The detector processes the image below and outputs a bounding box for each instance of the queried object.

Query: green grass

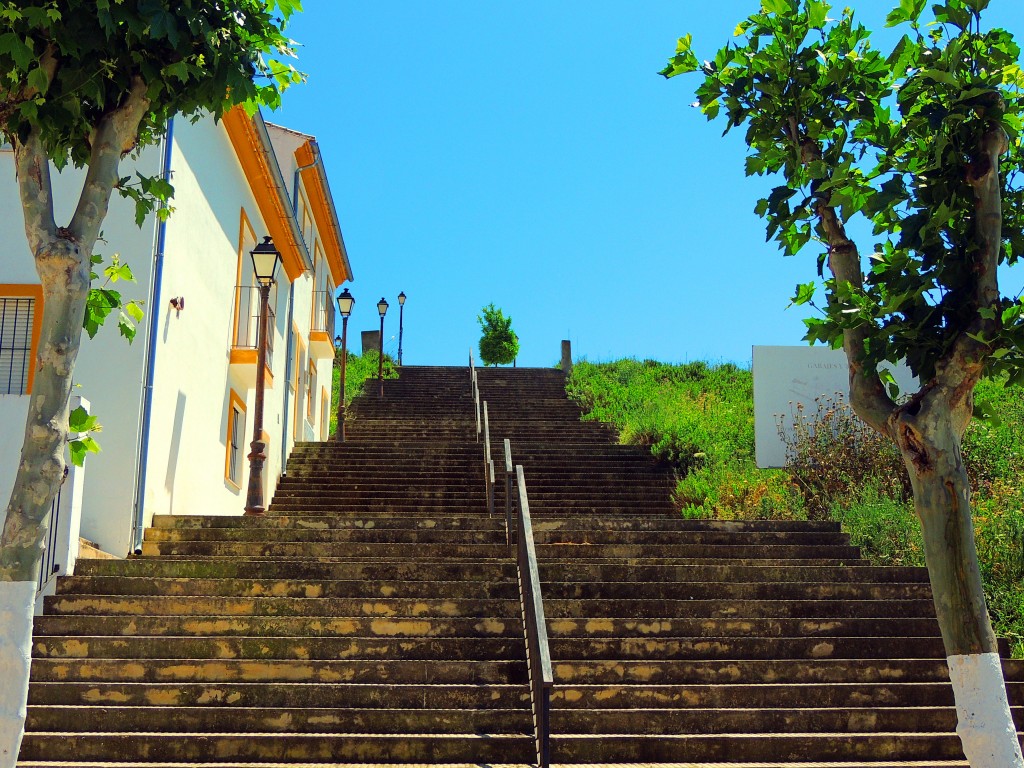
[567,359,801,520]
[329,350,398,436]
[567,357,1024,655]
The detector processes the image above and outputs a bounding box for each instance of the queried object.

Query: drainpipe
[130,117,174,554]
[280,155,319,474]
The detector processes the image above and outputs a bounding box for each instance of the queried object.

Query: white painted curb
[949,652,1024,768]
[0,580,35,768]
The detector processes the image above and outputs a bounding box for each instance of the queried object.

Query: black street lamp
[377,297,388,398]
[244,236,280,517]
[334,287,355,442]
[397,291,406,366]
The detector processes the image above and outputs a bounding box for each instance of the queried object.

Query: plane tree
[0,1,302,763]
[662,0,1024,763]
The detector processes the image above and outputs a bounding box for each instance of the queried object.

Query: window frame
[0,284,44,396]
[225,390,247,489]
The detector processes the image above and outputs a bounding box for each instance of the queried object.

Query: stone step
[33,635,526,660]
[142,539,864,560]
[140,541,516,558]
[33,614,520,638]
[538,563,929,583]
[545,598,937,620]
[544,581,932,601]
[27,681,531,708]
[25,705,532,734]
[44,594,521,618]
[552,658,1024,685]
[150,514,508,530]
[153,513,815,532]
[30,657,526,684]
[544,616,943,638]
[73,558,516,580]
[552,705,1024,734]
[144,528,513,545]
[18,732,535,763]
[547,732,996,762]
[143,527,852,548]
[551,681,1024,709]
[56,575,519,599]
[548,635,949,660]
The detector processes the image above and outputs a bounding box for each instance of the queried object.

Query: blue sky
[275,1,1022,368]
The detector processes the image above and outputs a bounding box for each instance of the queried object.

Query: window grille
[1,296,34,395]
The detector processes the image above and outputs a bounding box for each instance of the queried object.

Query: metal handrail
[471,373,551,764]
[469,351,481,441]
[503,438,513,547]
[512,462,553,767]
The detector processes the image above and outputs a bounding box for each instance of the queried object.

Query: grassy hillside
[567,358,1024,655]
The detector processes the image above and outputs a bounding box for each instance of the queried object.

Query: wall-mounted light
[169,297,185,312]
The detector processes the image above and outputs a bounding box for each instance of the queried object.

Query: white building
[0,107,351,558]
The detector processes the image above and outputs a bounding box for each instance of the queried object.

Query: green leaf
[791,281,817,306]
[68,405,98,433]
[807,1,828,29]
[69,436,101,467]
[125,301,145,323]
[26,65,50,94]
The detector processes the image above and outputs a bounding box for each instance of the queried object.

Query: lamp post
[334,288,354,442]
[397,291,406,366]
[244,236,280,517]
[377,297,388,398]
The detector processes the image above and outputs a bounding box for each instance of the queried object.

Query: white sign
[753,345,916,468]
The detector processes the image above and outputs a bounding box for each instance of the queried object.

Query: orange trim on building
[229,348,274,388]
[0,283,43,394]
[223,107,305,282]
[295,141,350,286]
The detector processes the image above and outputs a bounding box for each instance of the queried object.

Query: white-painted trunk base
[948,652,1024,768]
[0,581,35,768]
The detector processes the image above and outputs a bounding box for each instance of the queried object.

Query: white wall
[753,345,918,468]
[142,117,282,523]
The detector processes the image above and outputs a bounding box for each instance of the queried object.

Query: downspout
[130,117,174,553]
[280,157,317,473]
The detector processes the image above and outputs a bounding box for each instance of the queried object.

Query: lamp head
[377,297,389,318]
[250,236,280,285]
[336,287,355,317]
[398,291,406,306]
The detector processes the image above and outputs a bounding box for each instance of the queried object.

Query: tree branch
[69,76,150,245]
[800,138,898,437]
[12,130,57,258]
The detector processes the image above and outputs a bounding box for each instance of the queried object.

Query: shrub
[779,392,910,520]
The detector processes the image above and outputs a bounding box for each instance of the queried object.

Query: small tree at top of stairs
[0,2,303,764]
[478,303,520,366]
[662,1,1024,765]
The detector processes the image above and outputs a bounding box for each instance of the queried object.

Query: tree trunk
[895,408,1023,767]
[0,80,148,766]
[0,234,91,768]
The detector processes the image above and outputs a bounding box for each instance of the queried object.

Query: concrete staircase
[19,366,534,766]
[18,362,1023,766]
[474,365,1024,766]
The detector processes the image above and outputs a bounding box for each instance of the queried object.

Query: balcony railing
[311,289,335,339]
[233,285,276,370]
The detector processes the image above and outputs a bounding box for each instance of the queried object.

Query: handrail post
[503,438,513,550]
[483,401,493,516]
